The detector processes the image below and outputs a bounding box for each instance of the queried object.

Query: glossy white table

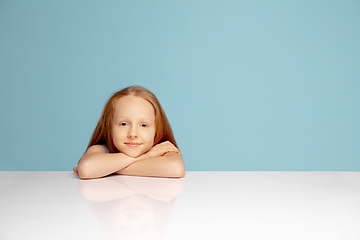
[1,171,359,240]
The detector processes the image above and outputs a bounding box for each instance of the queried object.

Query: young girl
[74,86,185,179]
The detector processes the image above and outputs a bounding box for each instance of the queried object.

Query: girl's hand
[141,141,182,160]
[73,167,78,172]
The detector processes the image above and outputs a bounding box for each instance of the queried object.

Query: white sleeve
[100,144,110,153]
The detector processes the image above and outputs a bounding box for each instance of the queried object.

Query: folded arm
[76,141,185,179]
[115,152,185,178]
[77,145,137,179]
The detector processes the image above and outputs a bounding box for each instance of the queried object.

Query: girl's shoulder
[87,144,110,154]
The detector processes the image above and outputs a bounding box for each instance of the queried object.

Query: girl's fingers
[161,150,182,156]
[166,148,182,156]
[152,141,182,156]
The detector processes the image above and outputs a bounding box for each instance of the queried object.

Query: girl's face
[112,95,156,158]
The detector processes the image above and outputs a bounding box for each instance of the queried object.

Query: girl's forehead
[114,95,155,118]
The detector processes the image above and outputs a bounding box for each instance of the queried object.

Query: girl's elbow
[79,173,91,180]
[176,169,186,178]
[78,169,91,180]
[172,161,186,178]
[77,161,94,180]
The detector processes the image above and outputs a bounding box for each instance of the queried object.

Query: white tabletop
[1,171,359,240]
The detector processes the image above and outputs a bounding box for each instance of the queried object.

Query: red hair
[87,86,178,153]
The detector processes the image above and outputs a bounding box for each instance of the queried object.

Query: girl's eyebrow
[139,117,152,121]
[116,116,153,121]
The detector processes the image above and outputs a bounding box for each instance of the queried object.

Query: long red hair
[87,86,178,153]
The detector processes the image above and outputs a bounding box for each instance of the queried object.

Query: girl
[74,86,185,179]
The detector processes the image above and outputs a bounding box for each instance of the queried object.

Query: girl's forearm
[115,153,185,178]
[77,153,136,179]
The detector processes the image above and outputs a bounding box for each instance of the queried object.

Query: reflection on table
[1,171,359,240]
[78,175,184,240]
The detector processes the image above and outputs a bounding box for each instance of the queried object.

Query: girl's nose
[127,126,138,138]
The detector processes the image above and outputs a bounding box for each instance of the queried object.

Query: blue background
[1,0,359,171]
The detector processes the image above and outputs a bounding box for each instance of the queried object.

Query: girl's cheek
[144,144,153,153]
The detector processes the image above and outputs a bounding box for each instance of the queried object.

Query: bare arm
[77,145,138,179]
[115,152,185,178]
[76,141,185,179]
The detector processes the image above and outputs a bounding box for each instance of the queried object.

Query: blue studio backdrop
[0,0,359,171]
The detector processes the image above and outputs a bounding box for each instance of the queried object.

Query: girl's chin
[120,150,144,158]
[116,145,151,158]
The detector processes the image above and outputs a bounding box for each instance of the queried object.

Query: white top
[99,144,110,153]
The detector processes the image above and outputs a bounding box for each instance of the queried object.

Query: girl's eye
[141,124,148,127]
[120,123,128,126]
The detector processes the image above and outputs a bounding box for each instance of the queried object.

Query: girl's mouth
[125,142,142,147]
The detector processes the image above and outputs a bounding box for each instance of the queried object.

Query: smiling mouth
[124,142,142,147]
